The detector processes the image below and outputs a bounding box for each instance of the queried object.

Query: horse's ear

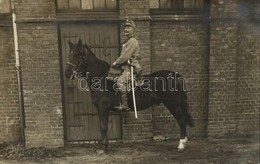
[78,39,83,47]
[68,41,74,49]
[84,41,91,50]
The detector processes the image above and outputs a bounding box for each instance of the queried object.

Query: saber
[131,65,138,119]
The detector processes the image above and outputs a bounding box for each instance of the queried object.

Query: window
[149,0,208,17]
[0,0,11,13]
[56,0,118,11]
[150,0,205,9]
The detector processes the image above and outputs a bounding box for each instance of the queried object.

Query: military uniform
[113,20,142,110]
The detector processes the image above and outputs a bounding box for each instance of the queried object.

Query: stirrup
[114,104,130,111]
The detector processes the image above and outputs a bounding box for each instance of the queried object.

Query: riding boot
[115,91,130,111]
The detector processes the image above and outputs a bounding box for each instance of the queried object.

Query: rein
[66,61,79,80]
[66,61,76,67]
[66,53,87,80]
[67,44,109,80]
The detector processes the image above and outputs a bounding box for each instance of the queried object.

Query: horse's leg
[176,113,188,151]
[162,100,188,151]
[177,93,194,150]
[173,106,188,151]
[97,104,109,153]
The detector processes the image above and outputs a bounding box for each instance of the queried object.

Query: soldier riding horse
[65,39,194,153]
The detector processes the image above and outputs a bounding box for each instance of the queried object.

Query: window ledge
[56,11,120,21]
[151,14,209,21]
[150,8,209,21]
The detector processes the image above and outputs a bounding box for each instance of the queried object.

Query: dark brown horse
[65,39,193,153]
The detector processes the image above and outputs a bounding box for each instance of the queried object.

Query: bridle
[66,61,78,80]
[66,49,87,80]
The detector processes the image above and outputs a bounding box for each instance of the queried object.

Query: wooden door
[60,24,121,142]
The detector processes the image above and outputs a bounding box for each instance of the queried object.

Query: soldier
[112,19,142,110]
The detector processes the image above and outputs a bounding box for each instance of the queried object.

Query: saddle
[107,66,144,87]
[107,66,123,80]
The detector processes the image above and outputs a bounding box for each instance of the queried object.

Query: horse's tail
[182,93,194,127]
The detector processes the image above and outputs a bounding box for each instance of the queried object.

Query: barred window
[56,0,118,11]
[150,0,205,9]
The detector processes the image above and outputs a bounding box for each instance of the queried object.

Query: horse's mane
[83,44,111,78]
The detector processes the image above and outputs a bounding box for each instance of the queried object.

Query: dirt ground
[0,135,259,164]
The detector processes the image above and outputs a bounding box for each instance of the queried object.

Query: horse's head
[65,39,88,80]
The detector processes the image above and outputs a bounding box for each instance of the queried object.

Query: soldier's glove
[112,64,121,69]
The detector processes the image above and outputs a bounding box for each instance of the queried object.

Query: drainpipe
[10,0,25,145]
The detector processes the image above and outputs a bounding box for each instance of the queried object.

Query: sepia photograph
[0,0,259,163]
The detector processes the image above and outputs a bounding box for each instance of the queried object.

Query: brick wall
[0,26,21,142]
[0,0,258,147]
[207,0,239,136]
[208,21,238,136]
[210,0,238,19]
[122,112,153,142]
[13,0,64,148]
[14,0,56,20]
[236,3,259,134]
[17,23,64,148]
[207,0,259,136]
[151,21,209,138]
[119,0,150,17]
[120,0,154,142]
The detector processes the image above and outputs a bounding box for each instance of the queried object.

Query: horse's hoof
[96,149,106,154]
[177,143,185,151]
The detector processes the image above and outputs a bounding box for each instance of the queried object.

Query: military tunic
[114,36,139,69]
[113,19,139,109]
[115,36,141,91]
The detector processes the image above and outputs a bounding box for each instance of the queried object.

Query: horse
[64,39,194,153]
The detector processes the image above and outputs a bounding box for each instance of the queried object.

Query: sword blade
[131,66,138,119]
